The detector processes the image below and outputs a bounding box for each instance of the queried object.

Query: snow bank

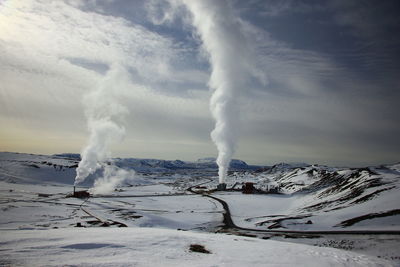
[0,228,389,266]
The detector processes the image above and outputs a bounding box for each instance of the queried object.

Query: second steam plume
[74,64,135,193]
[182,0,264,184]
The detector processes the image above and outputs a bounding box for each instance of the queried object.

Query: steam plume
[90,164,135,194]
[74,63,134,191]
[181,0,261,183]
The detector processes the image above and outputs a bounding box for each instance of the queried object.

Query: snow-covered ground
[209,163,400,231]
[0,228,391,266]
[1,152,399,266]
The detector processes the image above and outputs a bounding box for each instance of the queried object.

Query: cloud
[0,0,211,156]
[328,0,400,39]
[0,0,399,167]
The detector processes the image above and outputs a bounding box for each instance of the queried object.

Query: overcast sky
[1,0,399,166]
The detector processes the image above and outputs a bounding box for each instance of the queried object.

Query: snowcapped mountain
[195,157,250,169]
[0,152,259,185]
[108,156,255,173]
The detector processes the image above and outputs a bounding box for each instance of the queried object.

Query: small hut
[242,182,255,194]
[68,186,90,198]
[217,183,227,191]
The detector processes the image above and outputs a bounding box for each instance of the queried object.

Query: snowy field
[1,152,399,266]
[0,228,390,266]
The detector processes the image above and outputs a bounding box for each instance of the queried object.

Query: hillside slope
[220,163,400,231]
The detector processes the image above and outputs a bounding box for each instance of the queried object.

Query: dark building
[242,182,255,194]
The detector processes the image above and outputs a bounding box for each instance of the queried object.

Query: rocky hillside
[247,163,400,230]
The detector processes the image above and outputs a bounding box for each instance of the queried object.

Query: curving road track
[188,183,400,236]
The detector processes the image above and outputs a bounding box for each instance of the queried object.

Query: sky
[0,0,399,167]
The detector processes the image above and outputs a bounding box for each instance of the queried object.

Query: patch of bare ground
[189,244,211,254]
[256,215,312,229]
[336,209,400,227]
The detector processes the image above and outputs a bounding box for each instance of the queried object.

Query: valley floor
[1,180,399,266]
[1,152,399,266]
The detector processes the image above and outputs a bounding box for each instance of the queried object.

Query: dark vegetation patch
[303,201,334,212]
[256,215,311,229]
[189,244,211,254]
[111,209,143,220]
[316,239,355,250]
[244,214,286,222]
[350,186,396,205]
[318,169,382,197]
[283,234,321,239]
[300,167,383,195]
[323,205,350,212]
[297,170,340,193]
[26,164,40,168]
[336,209,400,227]
[236,233,257,238]
[85,220,102,226]
[82,220,127,228]
[301,168,389,212]
[38,193,51,197]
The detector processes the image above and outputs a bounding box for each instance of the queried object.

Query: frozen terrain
[0,228,389,266]
[0,152,399,265]
[211,163,400,231]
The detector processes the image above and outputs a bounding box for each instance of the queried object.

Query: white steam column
[182,0,258,189]
[74,64,131,190]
